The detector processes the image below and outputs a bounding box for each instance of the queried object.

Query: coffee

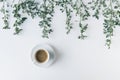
[35,49,48,63]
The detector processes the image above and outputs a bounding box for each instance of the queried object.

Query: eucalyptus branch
[65,4,73,34]
[103,0,120,48]
[73,0,90,39]
[0,0,10,29]
[103,0,113,48]
[90,0,120,48]
[12,0,27,34]
[56,0,73,34]
[38,0,55,38]
[13,0,43,34]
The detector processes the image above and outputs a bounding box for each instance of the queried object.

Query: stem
[110,0,113,39]
[106,0,113,48]
[79,0,82,25]
[79,0,83,38]
[43,0,46,19]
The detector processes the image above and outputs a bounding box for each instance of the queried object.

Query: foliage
[38,0,55,38]
[56,0,73,34]
[0,0,10,29]
[0,0,120,48]
[56,0,90,39]
[89,0,120,48]
[73,0,90,39]
[12,0,39,34]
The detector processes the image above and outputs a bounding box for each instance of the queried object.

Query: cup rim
[33,48,50,64]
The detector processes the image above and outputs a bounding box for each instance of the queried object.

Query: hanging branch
[89,0,120,48]
[38,0,55,38]
[56,0,73,34]
[103,0,120,48]
[12,0,27,34]
[0,0,10,29]
[73,0,90,39]
[12,0,40,34]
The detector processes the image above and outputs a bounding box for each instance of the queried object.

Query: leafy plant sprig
[0,0,10,29]
[73,0,90,39]
[12,0,27,34]
[56,0,73,34]
[90,0,120,48]
[38,0,55,38]
[12,0,40,34]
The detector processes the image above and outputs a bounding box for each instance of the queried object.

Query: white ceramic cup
[31,44,56,67]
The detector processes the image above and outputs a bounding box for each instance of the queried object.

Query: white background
[1,1,120,80]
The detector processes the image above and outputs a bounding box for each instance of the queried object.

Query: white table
[0,5,120,80]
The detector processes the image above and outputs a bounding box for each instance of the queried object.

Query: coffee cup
[31,44,56,67]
